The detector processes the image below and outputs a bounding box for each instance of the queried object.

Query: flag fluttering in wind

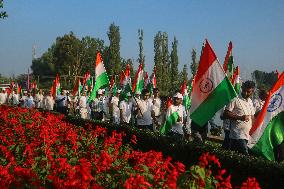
[151,66,157,89]
[223,41,234,79]
[51,74,61,97]
[190,39,237,127]
[89,52,109,101]
[160,97,178,135]
[83,70,92,91]
[248,72,284,160]
[231,66,241,94]
[181,80,191,111]
[72,78,82,96]
[132,63,144,94]
[109,75,117,96]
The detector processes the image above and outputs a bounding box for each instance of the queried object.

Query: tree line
[31,23,199,95]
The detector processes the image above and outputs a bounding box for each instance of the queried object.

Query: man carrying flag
[248,72,284,160]
[224,80,256,155]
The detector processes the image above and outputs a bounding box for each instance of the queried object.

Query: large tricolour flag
[89,52,109,101]
[190,39,237,126]
[248,72,284,160]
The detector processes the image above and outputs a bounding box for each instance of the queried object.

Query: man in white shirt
[91,89,104,121]
[20,91,28,107]
[24,91,35,109]
[111,89,121,124]
[34,89,44,109]
[44,91,54,111]
[120,92,133,124]
[152,88,161,131]
[167,92,187,139]
[9,89,19,106]
[136,89,156,130]
[0,89,7,105]
[79,91,88,119]
[224,80,256,155]
[55,90,67,115]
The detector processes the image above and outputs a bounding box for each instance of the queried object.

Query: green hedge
[64,116,284,189]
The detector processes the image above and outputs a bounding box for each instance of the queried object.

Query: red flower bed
[0,105,260,188]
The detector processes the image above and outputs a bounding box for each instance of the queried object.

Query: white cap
[97,89,103,95]
[117,89,122,93]
[173,92,183,99]
[135,91,141,95]
[127,92,132,97]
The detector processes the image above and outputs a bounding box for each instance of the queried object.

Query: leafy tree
[107,23,121,77]
[190,49,198,76]
[169,37,179,93]
[180,64,189,85]
[0,0,7,19]
[137,29,145,66]
[154,31,170,96]
[252,70,278,90]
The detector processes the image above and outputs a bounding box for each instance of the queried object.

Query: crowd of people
[0,80,278,158]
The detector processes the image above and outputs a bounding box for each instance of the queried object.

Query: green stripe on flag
[89,72,109,101]
[190,77,237,126]
[135,79,144,93]
[160,112,179,135]
[251,111,284,161]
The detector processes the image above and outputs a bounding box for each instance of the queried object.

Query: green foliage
[0,0,7,19]
[154,31,170,96]
[107,23,121,77]
[169,37,179,94]
[137,29,145,67]
[179,64,189,86]
[65,116,284,189]
[190,49,198,76]
[252,70,278,90]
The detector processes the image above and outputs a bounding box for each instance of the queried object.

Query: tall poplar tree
[154,31,171,95]
[180,64,189,85]
[169,37,179,93]
[107,23,121,77]
[190,48,198,77]
[138,29,145,67]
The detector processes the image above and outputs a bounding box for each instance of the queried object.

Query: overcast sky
[1,0,284,79]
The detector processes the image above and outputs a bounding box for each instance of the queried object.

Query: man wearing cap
[110,89,121,124]
[136,89,156,130]
[166,92,187,139]
[91,89,104,121]
[120,92,133,124]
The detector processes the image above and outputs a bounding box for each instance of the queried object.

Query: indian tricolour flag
[152,66,157,89]
[132,63,144,94]
[89,52,109,101]
[231,66,241,94]
[190,39,237,126]
[223,41,234,79]
[72,78,82,96]
[160,98,178,135]
[248,72,284,160]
